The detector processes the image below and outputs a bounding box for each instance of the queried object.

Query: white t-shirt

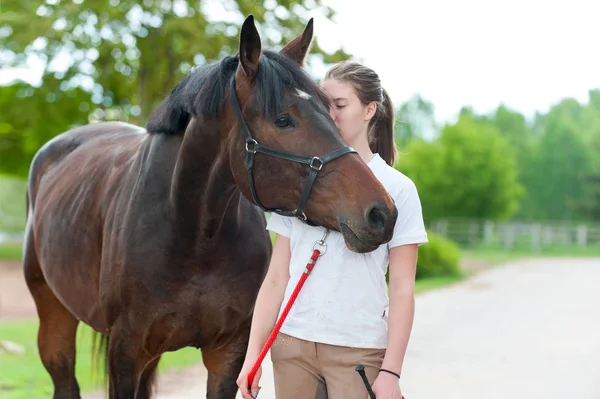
[266,153,428,349]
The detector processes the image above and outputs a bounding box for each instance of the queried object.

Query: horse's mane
[145,50,331,134]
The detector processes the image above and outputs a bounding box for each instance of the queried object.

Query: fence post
[531,223,541,253]
[542,225,553,246]
[577,225,588,247]
[435,219,448,237]
[483,221,494,245]
[468,222,479,248]
[503,224,515,250]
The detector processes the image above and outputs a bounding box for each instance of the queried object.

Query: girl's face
[321,78,376,146]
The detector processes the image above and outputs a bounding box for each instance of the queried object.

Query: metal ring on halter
[245,139,258,153]
[309,156,324,171]
[312,240,327,255]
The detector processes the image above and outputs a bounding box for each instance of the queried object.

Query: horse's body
[23,16,398,398]
[25,119,270,397]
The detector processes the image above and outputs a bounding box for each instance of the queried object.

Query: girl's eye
[274,115,296,129]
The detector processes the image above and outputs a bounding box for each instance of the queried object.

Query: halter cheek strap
[230,77,356,225]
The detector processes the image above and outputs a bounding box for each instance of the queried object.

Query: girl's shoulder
[369,154,419,200]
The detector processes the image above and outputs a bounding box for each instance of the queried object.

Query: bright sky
[309,0,600,123]
[1,0,599,124]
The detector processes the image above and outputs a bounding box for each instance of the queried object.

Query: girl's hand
[371,371,403,399]
[236,364,262,398]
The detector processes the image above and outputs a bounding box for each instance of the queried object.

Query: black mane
[145,50,330,134]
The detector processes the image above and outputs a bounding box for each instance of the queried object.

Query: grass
[414,273,469,293]
[461,243,600,264]
[0,243,22,261]
[0,321,202,399]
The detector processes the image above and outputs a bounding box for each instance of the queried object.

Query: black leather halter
[229,77,357,225]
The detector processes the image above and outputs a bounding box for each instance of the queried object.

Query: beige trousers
[270,332,385,399]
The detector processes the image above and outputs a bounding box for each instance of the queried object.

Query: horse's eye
[274,115,296,129]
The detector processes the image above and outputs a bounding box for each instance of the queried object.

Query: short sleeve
[388,180,429,248]
[266,212,293,238]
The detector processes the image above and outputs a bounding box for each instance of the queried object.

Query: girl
[237,60,428,399]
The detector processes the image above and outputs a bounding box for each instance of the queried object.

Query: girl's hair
[324,61,398,166]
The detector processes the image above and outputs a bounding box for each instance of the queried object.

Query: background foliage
[1,1,599,276]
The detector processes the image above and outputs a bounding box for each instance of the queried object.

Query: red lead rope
[247,229,329,388]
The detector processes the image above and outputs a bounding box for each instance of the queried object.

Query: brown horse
[23,15,398,399]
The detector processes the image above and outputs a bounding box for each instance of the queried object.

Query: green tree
[0,0,349,178]
[477,105,538,219]
[396,113,524,222]
[570,133,600,221]
[526,93,598,221]
[0,79,91,178]
[394,94,438,146]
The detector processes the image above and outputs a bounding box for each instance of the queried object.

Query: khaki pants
[270,332,385,399]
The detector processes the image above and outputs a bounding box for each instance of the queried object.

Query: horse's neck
[170,119,240,242]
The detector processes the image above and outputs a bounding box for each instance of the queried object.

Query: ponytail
[369,88,398,167]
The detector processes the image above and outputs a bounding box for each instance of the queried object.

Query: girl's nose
[329,107,337,121]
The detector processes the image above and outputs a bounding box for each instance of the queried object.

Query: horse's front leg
[202,328,251,399]
[107,325,154,399]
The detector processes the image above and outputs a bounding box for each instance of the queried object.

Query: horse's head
[227,16,398,253]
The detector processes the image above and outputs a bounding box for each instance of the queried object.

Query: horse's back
[28,122,145,199]
[26,121,148,326]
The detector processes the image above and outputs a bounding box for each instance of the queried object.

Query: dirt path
[152,257,600,399]
[0,260,37,321]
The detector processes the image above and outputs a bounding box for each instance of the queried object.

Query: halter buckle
[245,139,258,153]
[310,156,324,171]
[293,209,307,222]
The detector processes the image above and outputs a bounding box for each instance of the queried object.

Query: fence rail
[2,213,600,252]
[429,218,600,252]
[0,213,25,242]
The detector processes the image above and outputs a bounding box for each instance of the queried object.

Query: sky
[1,0,599,125]
[308,0,600,123]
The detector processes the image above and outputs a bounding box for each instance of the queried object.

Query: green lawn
[0,322,201,399]
[414,273,470,293]
[0,243,22,261]
[461,244,600,264]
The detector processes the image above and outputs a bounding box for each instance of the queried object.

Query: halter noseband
[229,77,356,225]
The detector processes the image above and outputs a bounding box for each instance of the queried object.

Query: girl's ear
[365,101,377,122]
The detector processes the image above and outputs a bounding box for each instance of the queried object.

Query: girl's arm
[380,243,418,375]
[242,233,292,364]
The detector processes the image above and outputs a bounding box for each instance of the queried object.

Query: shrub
[386,231,462,282]
[415,232,462,279]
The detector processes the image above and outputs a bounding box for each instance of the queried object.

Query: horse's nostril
[367,205,387,231]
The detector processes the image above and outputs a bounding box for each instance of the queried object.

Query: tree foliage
[0,0,349,178]
[394,89,600,223]
[396,112,524,222]
[1,1,599,225]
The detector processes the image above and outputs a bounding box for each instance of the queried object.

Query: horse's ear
[280,18,313,67]
[238,15,262,80]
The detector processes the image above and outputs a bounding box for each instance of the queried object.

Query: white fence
[2,213,600,252]
[429,218,600,252]
[0,213,24,244]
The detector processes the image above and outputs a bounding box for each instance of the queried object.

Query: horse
[22,15,399,399]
